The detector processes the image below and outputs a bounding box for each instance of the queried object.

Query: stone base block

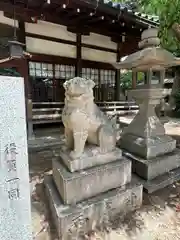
[53,158,131,204]
[132,166,180,193]
[120,133,176,159]
[60,145,122,172]
[123,149,180,180]
[45,175,142,240]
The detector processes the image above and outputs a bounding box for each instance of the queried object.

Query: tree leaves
[137,0,180,55]
[120,71,144,92]
[115,0,180,55]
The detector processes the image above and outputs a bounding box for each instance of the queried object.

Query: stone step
[53,157,131,205]
[132,166,180,193]
[45,175,142,240]
[123,148,180,181]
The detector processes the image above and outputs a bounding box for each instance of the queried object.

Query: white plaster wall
[25,20,76,42]
[26,37,76,58]
[0,11,18,27]
[82,33,117,50]
[82,47,116,63]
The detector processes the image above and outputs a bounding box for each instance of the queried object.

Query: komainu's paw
[70,150,82,159]
[99,146,108,154]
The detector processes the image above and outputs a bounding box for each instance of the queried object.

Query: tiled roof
[103,1,159,27]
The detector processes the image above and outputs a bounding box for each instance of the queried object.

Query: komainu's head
[63,77,95,97]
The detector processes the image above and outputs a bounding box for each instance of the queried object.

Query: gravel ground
[30,169,180,240]
[30,119,180,240]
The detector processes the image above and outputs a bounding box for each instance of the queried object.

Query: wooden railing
[32,101,139,125]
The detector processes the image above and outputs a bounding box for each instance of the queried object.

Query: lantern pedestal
[120,88,180,193]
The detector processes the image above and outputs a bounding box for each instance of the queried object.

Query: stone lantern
[112,28,180,193]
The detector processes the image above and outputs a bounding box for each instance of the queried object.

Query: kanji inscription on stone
[0,76,32,240]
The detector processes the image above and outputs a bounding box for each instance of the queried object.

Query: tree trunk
[169,66,180,110]
[168,24,180,111]
[172,23,180,41]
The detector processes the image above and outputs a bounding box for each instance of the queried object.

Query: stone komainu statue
[62,77,119,159]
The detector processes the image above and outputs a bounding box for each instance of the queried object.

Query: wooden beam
[132,72,137,89]
[85,16,105,24]
[67,25,90,35]
[25,32,118,53]
[76,32,82,76]
[1,1,142,38]
[71,0,158,28]
[30,53,76,65]
[67,18,142,37]
[29,52,115,69]
[0,1,69,25]
[81,43,117,53]
[115,41,121,101]
[120,35,141,56]
[0,2,35,17]
[26,32,76,45]
[18,20,26,48]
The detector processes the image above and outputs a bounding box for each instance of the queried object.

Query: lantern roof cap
[112,28,180,71]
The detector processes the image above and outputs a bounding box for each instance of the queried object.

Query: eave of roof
[102,0,159,27]
[0,0,159,39]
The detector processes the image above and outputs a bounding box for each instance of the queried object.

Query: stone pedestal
[120,88,180,193]
[60,145,123,173]
[45,146,143,239]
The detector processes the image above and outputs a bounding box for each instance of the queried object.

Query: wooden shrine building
[0,0,159,135]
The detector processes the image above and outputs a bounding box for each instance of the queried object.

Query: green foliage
[172,90,180,117]
[120,71,144,92]
[137,0,180,55]
[0,68,21,77]
[173,91,180,110]
[115,0,180,55]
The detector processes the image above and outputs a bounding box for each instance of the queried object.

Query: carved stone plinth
[45,175,142,240]
[53,157,131,205]
[132,167,180,193]
[60,145,122,173]
[45,77,143,237]
[121,89,176,159]
[124,149,180,180]
[120,88,180,192]
[121,133,176,159]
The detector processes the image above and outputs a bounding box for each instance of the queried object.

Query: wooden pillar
[160,70,165,86]
[132,71,137,89]
[115,42,121,101]
[18,21,28,98]
[75,33,82,77]
[18,21,26,45]
[18,20,34,139]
